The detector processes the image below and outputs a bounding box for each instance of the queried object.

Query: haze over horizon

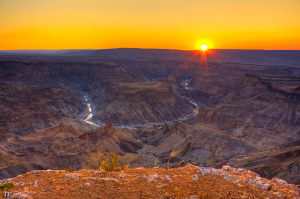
[0,0,300,50]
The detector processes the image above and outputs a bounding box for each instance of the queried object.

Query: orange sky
[0,0,299,50]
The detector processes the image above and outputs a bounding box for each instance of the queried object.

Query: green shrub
[66,167,74,173]
[0,182,14,191]
[100,152,128,171]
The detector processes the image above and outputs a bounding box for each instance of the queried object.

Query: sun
[201,44,208,51]
[195,40,213,52]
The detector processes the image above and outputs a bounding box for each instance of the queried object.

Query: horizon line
[2,48,300,51]
[1,47,300,51]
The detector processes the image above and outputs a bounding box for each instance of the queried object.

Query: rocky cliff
[0,83,84,135]
[0,122,142,179]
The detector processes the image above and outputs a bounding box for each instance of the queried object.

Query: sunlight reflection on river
[84,96,100,126]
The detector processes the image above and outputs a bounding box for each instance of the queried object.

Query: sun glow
[201,44,208,51]
[195,40,213,51]
[0,1,299,50]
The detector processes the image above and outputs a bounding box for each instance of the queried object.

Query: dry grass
[166,150,179,170]
[153,158,160,168]
[100,152,129,171]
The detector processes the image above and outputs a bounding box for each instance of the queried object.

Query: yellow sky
[0,0,299,50]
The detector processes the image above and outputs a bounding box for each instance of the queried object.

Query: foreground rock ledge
[0,165,299,199]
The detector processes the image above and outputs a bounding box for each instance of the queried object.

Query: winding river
[83,96,100,127]
[82,81,201,128]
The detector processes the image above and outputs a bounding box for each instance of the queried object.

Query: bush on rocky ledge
[100,152,129,171]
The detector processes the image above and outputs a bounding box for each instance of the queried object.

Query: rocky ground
[0,165,299,199]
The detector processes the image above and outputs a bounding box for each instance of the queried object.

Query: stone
[164,175,172,181]
[197,167,219,176]
[34,179,43,187]
[197,168,210,176]
[26,170,45,174]
[147,176,156,183]
[15,175,23,179]
[9,192,32,199]
[222,165,231,171]
[141,175,147,179]
[256,176,262,181]
[147,173,159,182]
[0,178,12,184]
[246,178,256,184]
[191,175,199,181]
[273,192,285,198]
[15,182,25,186]
[256,180,263,186]
[93,171,103,175]
[117,176,126,179]
[261,183,270,190]
[186,195,199,199]
[237,168,246,173]
[272,178,287,185]
[84,182,91,187]
[78,182,91,189]
[64,173,80,181]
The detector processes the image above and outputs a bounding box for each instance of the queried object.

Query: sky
[0,0,299,50]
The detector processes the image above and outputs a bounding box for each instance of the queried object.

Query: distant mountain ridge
[1,48,300,67]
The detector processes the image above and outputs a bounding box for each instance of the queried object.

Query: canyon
[0,49,299,185]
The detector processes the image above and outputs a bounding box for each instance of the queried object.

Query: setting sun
[201,44,208,51]
[195,40,213,51]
